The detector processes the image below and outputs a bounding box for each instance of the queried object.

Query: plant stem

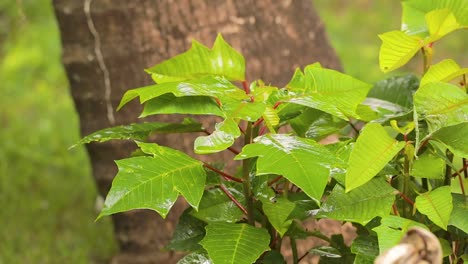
[402,156,412,217]
[203,163,243,183]
[291,237,299,264]
[444,150,454,185]
[421,45,433,74]
[242,122,255,225]
[219,184,247,215]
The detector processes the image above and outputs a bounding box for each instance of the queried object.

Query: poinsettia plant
[75,1,468,263]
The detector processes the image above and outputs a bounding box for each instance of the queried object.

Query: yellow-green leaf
[346,123,405,192]
[378,31,423,73]
[415,186,453,230]
[420,59,468,87]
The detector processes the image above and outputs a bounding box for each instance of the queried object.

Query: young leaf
[449,193,468,233]
[235,134,336,202]
[346,123,405,192]
[414,82,468,132]
[420,59,468,87]
[286,65,371,120]
[425,9,461,42]
[191,188,244,223]
[72,118,204,148]
[378,31,423,73]
[194,118,241,154]
[401,0,468,36]
[431,122,468,158]
[167,210,206,252]
[415,186,453,230]
[146,34,245,82]
[316,178,397,225]
[261,197,295,237]
[373,215,428,253]
[98,142,206,219]
[411,152,445,179]
[200,223,270,264]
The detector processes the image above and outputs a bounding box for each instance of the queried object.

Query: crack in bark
[84,0,115,125]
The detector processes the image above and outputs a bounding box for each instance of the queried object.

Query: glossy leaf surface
[235,134,336,202]
[414,82,468,132]
[346,123,405,192]
[167,210,206,252]
[177,251,212,264]
[98,142,206,219]
[191,188,244,223]
[286,65,371,120]
[73,119,204,147]
[367,75,419,109]
[200,223,270,264]
[373,215,428,253]
[194,118,240,154]
[317,178,397,225]
[141,95,224,117]
[415,186,453,230]
[146,34,245,82]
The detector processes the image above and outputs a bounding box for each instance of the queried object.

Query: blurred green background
[0,0,465,263]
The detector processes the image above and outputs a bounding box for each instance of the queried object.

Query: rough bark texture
[53,0,341,263]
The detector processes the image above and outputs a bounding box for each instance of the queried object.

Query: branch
[203,163,243,183]
[218,184,247,215]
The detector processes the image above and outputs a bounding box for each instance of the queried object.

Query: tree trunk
[53,1,341,263]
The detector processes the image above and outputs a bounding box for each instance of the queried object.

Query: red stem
[398,191,415,206]
[259,125,268,135]
[268,175,283,186]
[457,172,466,196]
[203,163,243,183]
[219,184,248,215]
[392,204,400,216]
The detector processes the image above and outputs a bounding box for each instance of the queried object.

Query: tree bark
[53,0,341,263]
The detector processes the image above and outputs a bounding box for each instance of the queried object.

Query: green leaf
[286,65,371,120]
[401,0,468,36]
[261,197,295,237]
[200,223,270,264]
[289,108,347,140]
[425,9,461,42]
[415,186,453,230]
[316,178,397,225]
[262,106,280,133]
[262,250,286,264]
[414,82,468,132]
[420,59,468,87]
[431,123,468,158]
[346,123,405,192]
[449,193,468,233]
[98,142,206,219]
[167,210,206,252]
[235,134,336,202]
[351,236,379,260]
[177,251,212,264]
[191,188,244,223]
[118,75,247,111]
[411,151,445,178]
[378,31,423,73]
[367,75,419,109]
[141,95,224,117]
[373,215,428,253]
[72,118,204,148]
[194,118,240,154]
[146,34,245,82]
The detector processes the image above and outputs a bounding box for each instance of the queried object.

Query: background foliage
[0,0,465,262]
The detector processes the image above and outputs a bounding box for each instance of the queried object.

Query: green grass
[0,1,116,263]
